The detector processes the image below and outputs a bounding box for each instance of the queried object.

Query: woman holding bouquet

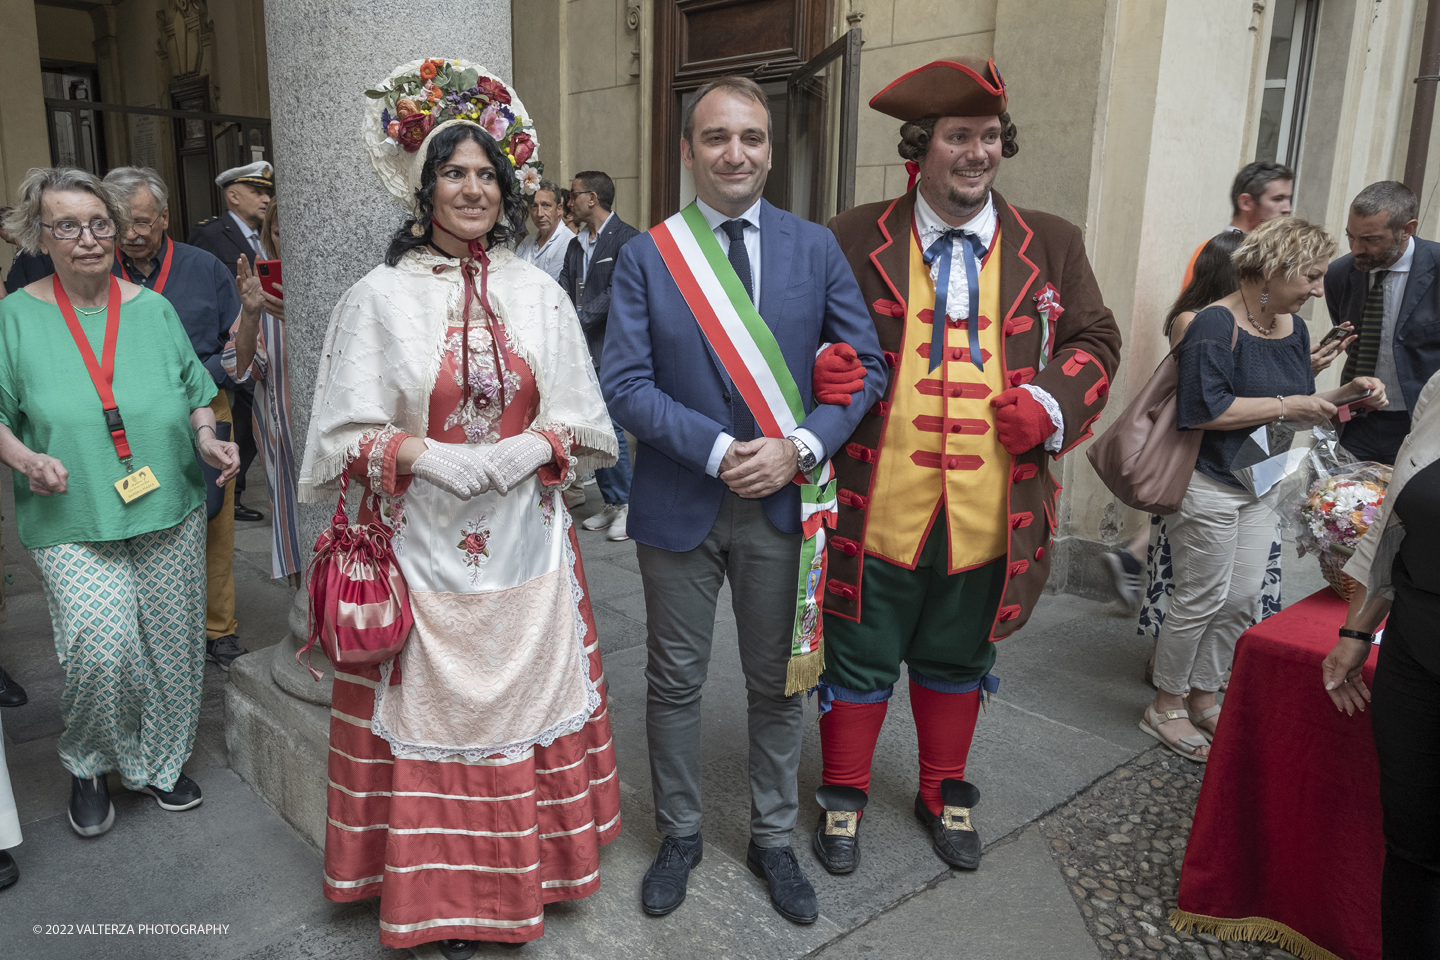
[1144,216,1387,762]
[1323,369,1440,956]
[298,60,620,958]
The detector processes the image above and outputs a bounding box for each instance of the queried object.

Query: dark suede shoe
[206,634,248,671]
[138,773,203,811]
[0,849,16,889]
[641,833,703,916]
[436,941,477,960]
[812,784,868,875]
[746,841,818,925]
[0,665,27,708]
[68,774,115,838]
[914,778,981,870]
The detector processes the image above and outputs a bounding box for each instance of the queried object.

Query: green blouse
[0,288,217,549]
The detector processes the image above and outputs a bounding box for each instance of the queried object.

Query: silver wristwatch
[788,435,818,473]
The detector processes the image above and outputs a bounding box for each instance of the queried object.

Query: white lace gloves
[410,440,490,499]
[409,434,555,500]
[482,433,554,495]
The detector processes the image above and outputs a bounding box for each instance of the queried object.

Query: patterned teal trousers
[30,508,207,791]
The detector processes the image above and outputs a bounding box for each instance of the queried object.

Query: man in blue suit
[602,76,886,924]
[1326,180,1440,464]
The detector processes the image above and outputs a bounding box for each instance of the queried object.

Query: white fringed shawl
[297,246,617,501]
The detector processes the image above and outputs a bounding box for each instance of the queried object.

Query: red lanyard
[114,235,173,294]
[53,274,132,466]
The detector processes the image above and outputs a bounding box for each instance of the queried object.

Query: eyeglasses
[41,219,117,241]
[128,218,161,235]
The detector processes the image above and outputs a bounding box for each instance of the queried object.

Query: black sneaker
[0,849,16,889]
[138,773,203,811]
[745,841,819,925]
[914,778,982,870]
[641,833,703,916]
[1104,547,1144,607]
[0,665,26,708]
[812,784,868,875]
[68,774,115,837]
[206,634,247,671]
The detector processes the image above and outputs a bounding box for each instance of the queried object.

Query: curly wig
[897,113,1019,164]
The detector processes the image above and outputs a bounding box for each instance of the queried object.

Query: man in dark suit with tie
[602,76,886,924]
[1326,180,1440,464]
[187,161,273,522]
[560,170,640,540]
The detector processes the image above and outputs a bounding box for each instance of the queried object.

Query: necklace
[1238,289,1278,336]
[72,302,107,316]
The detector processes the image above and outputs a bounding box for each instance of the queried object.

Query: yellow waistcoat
[862,229,1009,571]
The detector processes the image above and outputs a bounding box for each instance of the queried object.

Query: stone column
[0,0,50,261]
[226,1,512,847]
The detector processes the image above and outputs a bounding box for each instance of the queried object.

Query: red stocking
[819,700,889,799]
[910,680,981,816]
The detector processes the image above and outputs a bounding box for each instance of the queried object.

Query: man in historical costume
[810,57,1122,875]
[602,75,886,923]
[188,160,273,523]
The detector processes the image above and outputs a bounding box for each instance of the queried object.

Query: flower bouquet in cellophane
[1293,462,1391,601]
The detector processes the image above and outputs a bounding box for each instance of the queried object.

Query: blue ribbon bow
[922,229,986,373]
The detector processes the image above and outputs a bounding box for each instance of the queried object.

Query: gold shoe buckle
[824,810,858,837]
[941,805,974,832]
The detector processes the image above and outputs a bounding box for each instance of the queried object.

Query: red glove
[813,343,866,405]
[990,387,1057,455]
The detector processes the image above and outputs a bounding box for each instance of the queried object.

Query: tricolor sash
[650,202,837,695]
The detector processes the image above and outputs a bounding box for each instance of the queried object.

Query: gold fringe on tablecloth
[1168,909,1344,960]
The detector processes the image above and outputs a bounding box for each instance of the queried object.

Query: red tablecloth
[1175,588,1385,960]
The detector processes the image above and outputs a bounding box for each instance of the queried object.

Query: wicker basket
[1318,550,1358,602]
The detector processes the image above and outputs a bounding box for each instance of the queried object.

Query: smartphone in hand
[256,259,283,300]
[1318,323,1351,349]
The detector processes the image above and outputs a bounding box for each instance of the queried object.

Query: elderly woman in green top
[0,168,239,838]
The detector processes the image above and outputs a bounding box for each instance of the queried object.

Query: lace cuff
[1019,384,1065,454]
[350,425,412,496]
[535,426,575,487]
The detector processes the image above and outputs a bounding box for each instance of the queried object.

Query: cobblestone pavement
[1038,746,1302,960]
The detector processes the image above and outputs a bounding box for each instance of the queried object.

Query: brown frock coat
[823,188,1122,641]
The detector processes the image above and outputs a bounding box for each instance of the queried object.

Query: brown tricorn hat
[869,56,1007,121]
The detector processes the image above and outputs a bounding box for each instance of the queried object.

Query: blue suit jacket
[1326,237,1440,412]
[601,200,887,552]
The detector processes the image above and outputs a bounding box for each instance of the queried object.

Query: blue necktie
[721,219,757,440]
[922,229,985,372]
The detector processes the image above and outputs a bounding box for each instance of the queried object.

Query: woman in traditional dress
[225,199,303,583]
[297,60,620,958]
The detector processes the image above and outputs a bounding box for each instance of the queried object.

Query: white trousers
[1154,471,1277,696]
[0,710,20,849]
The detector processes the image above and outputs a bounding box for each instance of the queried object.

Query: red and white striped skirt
[321,632,620,948]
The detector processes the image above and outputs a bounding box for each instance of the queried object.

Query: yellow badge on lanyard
[115,466,160,504]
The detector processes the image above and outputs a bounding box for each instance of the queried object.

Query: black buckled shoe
[68,774,115,838]
[0,849,17,889]
[436,941,478,960]
[914,778,981,870]
[0,665,27,708]
[138,773,203,811]
[746,841,819,925]
[641,833,703,916]
[812,784,868,875]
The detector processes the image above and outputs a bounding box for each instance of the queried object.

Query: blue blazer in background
[601,199,887,553]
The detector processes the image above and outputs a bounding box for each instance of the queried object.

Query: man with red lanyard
[105,167,261,671]
[809,57,1121,875]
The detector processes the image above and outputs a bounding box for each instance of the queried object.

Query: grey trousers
[636,491,804,848]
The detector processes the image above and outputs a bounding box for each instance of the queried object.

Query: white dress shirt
[694,197,826,477]
[1369,236,1415,413]
[912,189,1063,451]
[228,210,263,256]
[516,222,575,284]
[580,211,615,282]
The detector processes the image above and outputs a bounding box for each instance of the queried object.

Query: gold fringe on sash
[1168,909,1345,960]
[785,638,825,697]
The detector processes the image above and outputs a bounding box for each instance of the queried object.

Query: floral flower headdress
[362,58,543,209]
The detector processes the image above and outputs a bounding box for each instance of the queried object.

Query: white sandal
[1190,703,1221,742]
[1139,704,1209,763]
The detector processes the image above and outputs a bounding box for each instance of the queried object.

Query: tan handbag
[1087,319,1238,515]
